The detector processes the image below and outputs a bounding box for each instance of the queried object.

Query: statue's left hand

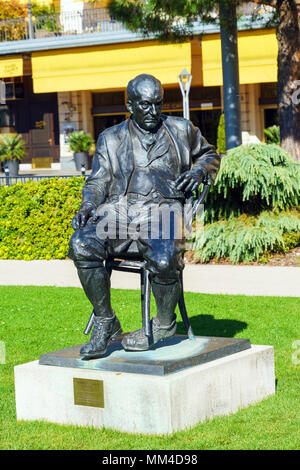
[175,170,205,193]
[71,203,97,230]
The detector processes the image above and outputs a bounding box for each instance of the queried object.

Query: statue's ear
[126,100,133,114]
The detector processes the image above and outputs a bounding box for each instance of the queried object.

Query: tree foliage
[0,0,26,20]
[0,0,57,20]
[108,1,277,40]
[109,0,217,40]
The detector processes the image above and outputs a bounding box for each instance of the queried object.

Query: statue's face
[127,79,163,131]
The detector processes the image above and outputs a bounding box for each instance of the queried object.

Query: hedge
[0,177,84,260]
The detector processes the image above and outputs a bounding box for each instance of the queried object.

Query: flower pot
[4,159,19,177]
[74,152,88,171]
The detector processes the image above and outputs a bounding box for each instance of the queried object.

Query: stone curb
[0,260,299,297]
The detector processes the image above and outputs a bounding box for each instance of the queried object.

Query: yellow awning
[202,29,278,86]
[32,40,191,93]
[0,55,23,78]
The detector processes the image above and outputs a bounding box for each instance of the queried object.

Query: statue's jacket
[82,114,221,208]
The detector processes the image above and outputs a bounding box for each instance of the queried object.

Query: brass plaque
[32,157,52,169]
[73,378,104,408]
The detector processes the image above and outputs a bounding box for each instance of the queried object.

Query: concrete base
[14,345,275,435]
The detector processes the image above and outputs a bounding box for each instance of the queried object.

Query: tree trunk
[276,0,300,160]
[219,0,242,150]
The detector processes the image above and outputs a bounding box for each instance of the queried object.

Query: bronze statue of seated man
[68,73,220,358]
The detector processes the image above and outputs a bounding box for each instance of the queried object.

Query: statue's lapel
[115,120,134,182]
[147,135,170,164]
[148,124,171,163]
[163,117,188,168]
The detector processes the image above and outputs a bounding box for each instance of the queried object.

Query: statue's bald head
[126,74,164,131]
[127,74,164,104]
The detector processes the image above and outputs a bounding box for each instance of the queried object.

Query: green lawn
[0,285,299,450]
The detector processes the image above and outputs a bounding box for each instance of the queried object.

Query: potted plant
[0,134,26,176]
[67,130,94,171]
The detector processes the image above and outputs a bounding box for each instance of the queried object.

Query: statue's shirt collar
[130,117,163,150]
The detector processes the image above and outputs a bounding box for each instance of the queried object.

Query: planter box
[74,152,88,171]
[4,160,19,176]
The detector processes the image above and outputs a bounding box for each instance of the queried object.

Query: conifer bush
[205,144,300,223]
[193,211,300,264]
[192,144,300,263]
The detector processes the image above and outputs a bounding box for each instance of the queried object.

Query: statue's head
[126,74,164,131]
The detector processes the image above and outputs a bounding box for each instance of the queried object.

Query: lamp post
[178,68,192,120]
[28,0,34,39]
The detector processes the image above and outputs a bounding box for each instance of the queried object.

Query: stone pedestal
[14,341,275,435]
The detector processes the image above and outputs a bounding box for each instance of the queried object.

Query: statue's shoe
[121,314,177,351]
[80,314,122,358]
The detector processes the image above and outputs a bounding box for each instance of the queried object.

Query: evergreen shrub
[204,144,300,223]
[192,144,300,263]
[0,177,84,260]
[193,210,300,264]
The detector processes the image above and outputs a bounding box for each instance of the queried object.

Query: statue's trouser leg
[138,233,185,327]
[151,275,182,326]
[68,214,126,356]
[68,227,113,319]
[73,262,122,357]
[76,264,113,319]
[138,200,185,326]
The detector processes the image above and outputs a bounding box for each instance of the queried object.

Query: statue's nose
[151,104,158,115]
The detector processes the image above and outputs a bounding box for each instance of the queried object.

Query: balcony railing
[0,8,127,42]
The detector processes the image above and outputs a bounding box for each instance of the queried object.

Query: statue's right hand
[71,204,96,230]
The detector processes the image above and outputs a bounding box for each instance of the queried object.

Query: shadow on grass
[176,314,248,338]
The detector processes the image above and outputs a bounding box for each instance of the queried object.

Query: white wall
[240,83,262,144]
[58,90,94,170]
[59,0,85,33]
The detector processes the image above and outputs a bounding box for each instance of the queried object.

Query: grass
[0,285,299,450]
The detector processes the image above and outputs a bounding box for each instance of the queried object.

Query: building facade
[0,0,278,170]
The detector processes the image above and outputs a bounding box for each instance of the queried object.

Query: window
[0,105,14,127]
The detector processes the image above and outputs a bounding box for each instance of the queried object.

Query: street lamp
[27,0,34,39]
[178,68,192,120]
